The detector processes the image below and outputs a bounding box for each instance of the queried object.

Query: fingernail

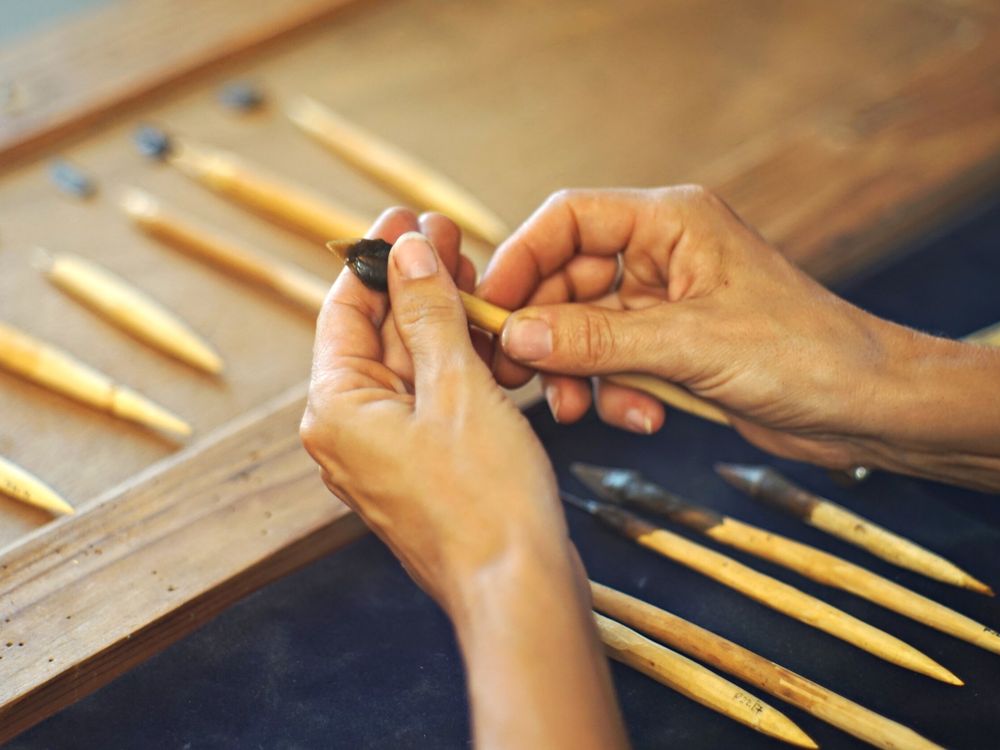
[625,408,653,434]
[393,231,438,280]
[545,384,561,423]
[502,317,553,361]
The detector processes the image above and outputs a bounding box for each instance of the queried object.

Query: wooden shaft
[167,136,370,241]
[708,516,1000,655]
[121,188,330,315]
[593,612,817,748]
[38,249,223,374]
[607,509,959,683]
[808,501,993,595]
[966,320,1000,346]
[717,464,992,595]
[0,456,73,516]
[591,583,944,750]
[287,96,511,245]
[0,320,190,437]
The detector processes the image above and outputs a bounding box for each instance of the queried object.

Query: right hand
[477,186,915,472]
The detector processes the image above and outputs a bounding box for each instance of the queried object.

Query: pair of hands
[300,186,919,613]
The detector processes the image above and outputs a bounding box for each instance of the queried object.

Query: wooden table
[2,0,1000,741]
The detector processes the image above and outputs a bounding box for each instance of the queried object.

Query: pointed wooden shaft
[966,320,1000,346]
[121,188,330,316]
[326,239,729,425]
[287,96,510,246]
[0,321,190,437]
[592,583,944,750]
[594,613,817,748]
[716,463,993,596]
[570,497,959,683]
[37,249,223,374]
[0,456,74,516]
[166,136,370,241]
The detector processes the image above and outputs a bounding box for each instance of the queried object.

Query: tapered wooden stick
[0,456,74,516]
[36,249,223,374]
[0,321,190,437]
[716,463,993,596]
[579,463,1000,655]
[966,320,1000,346]
[562,492,959,683]
[286,95,511,245]
[327,238,729,425]
[120,188,330,315]
[592,583,944,750]
[154,131,370,241]
[594,612,817,748]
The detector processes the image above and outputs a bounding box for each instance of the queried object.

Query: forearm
[448,537,628,750]
[854,322,1000,490]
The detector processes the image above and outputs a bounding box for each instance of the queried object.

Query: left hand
[300,208,578,614]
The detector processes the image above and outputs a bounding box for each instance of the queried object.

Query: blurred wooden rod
[36,249,223,375]
[120,188,330,315]
[0,455,74,516]
[966,320,1000,346]
[577,463,1000,654]
[164,134,370,241]
[592,583,944,750]
[327,238,728,425]
[0,320,190,437]
[561,492,959,684]
[594,612,816,748]
[716,463,993,596]
[286,95,511,245]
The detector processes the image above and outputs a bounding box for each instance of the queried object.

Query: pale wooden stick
[966,320,1000,346]
[592,583,944,750]
[166,135,370,241]
[36,249,223,375]
[578,463,1000,652]
[717,463,993,596]
[120,188,330,315]
[287,95,511,245]
[0,321,190,437]
[594,613,817,748]
[0,456,73,516]
[327,239,730,425]
[563,494,959,683]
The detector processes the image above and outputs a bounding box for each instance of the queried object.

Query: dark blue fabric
[11,198,1000,749]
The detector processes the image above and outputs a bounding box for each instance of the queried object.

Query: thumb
[499,302,680,377]
[388,232,478,386]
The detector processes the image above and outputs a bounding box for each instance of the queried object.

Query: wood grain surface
[2,0,1000,739]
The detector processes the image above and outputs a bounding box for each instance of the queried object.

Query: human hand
[300,208,577,613]
[477,186,920,472]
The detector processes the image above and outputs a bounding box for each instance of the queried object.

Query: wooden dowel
[716,463,993,596]
[593,612,817,748]
[562,493,959,683]
[578,463,1000,654]
[165,135,370,241]
[591,583,944,750]
[120,188,330,315]
[0,456,74,516]
[966,320,1000,346]
[327,239,730,425]
[286,95,511,246]
[0,320,190,437]
[36,249,223,375]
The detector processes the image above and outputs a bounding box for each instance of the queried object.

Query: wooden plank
[0,385,366,743]
[0,0,364,164]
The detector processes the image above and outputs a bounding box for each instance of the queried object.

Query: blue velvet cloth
[11,199,1000,749]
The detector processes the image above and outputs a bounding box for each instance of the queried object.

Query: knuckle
[570,310,618,368]
[546,187,581,209]
[396,294,459,329]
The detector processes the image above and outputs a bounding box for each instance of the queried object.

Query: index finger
[476,188,662,310]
